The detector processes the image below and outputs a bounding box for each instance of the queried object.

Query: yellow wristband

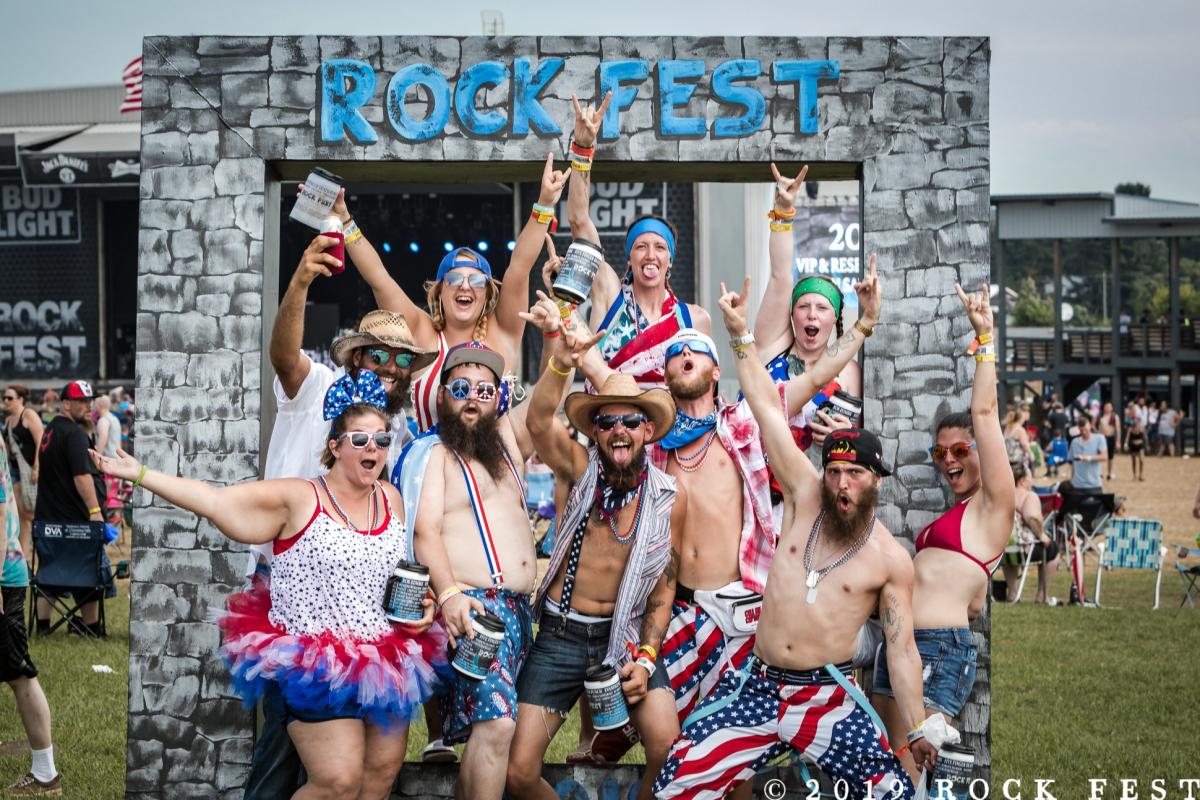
[547,356,572,377]
[88,507,102,516]
[976,331,994,345]
[133,464,148,488]
[570,160,592,172]
[975,353,997,362]
[344,229,364,245]
[769,221,793,232]
[637,643,658,661]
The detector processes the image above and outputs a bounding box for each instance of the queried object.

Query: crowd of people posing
[90,98,1015,800]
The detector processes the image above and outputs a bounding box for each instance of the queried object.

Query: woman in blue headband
[313,154,569,430]
[754,164,863,400]
[564,95,711,387]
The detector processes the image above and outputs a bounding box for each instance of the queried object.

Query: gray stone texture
[136,34,991,792]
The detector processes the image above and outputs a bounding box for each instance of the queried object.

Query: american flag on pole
[120,56,143,113]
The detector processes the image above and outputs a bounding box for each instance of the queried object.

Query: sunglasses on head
[594,412,647,431]
[664,340,715,363]
[443,271,488,290]
[367,349,415,369]
[447,378,497,402]
[338,431,394,449]
[929,441,976,461]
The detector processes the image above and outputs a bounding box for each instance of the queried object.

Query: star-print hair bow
[323,370,388,421]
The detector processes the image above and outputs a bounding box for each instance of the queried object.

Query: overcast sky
[4,0,1196,201]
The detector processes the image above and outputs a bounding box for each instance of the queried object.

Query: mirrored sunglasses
[929,441,976,462]
[339,431,394,449]
[368,349,416,369]
[443,271,488,290]
[594,412,647,431]
[664,340,716,363]
[447,378,497,402]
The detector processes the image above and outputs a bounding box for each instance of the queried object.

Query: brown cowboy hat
[330,310,437,371]
[565,373,676,443]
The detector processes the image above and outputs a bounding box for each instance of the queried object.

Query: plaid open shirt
[651,384,786,593]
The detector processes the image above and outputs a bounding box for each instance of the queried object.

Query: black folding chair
[28,520,111,637]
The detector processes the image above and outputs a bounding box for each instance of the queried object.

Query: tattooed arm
[880,543,937,771]
[621,481,686,704]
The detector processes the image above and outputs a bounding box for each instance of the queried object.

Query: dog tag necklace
[802,511,876,604]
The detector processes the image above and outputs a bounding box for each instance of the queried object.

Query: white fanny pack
[693,580,763,638]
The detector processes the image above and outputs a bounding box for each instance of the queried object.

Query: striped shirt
[533,448,676,668]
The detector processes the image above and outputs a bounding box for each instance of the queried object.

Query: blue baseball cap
[436,247,493,281]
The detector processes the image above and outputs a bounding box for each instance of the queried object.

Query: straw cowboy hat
[565,373,676,443]
[330,310,437,371]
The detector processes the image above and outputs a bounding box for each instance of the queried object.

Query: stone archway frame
[131,35,989,797]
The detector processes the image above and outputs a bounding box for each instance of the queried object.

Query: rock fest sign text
[319,57,840,144]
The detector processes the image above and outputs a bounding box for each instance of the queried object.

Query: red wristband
[570,141,595,158]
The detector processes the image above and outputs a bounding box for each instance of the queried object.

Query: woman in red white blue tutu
[91,371,448,799]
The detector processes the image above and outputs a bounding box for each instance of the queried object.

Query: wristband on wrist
[854,319,875,338]
[975,353,997,363]
[966,332,995,355]
[769,221,794,232]
[637,644,658,662]
[547,356,572,378]
[530,204,558,233]
[133,464,148,488]
[730,333,755,352]
[344,229,364,245]
[437,586,462,606]
[570,141,596,158]
[343,220,360,237]
[543,328,561,339]
[635,656,657,677]
[767,207,797,220]
[88,507,102,516]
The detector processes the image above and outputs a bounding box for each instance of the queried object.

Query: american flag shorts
[654,665,913,800]
[662,599,756,724]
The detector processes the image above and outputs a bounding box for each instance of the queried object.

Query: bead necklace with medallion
[673,428,719,473]
[801,510,875,604]
[319,475,378,533]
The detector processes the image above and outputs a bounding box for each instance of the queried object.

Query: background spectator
[3,386,42,566]
[0,432,62,794]
[33,381,108,636]
[1124,418,1147,482]
[1156,402,1179,456]
[1066,416,1106,494]
[1096,401,1121,480]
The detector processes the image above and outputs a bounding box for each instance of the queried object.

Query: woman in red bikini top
[870,284,1015,781]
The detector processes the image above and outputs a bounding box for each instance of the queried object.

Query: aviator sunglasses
[443,271,488,290]
[367,349,415,369]
[338,431,395,449]
[929,441,976,462]
[447,378,497,402]
[593,412,647,431]
[664,340,716,363]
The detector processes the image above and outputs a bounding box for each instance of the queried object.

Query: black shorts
[0,586,38,683]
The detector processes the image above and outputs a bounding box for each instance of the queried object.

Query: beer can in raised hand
[552,238,604,305]
[290,167,344,230]
[319,216,345,275]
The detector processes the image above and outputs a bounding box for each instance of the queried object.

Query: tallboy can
[382,561,429,623]
[551,238,604,305]
[584,664,630,730]
[451,613,505,679]
[290,166,344,229]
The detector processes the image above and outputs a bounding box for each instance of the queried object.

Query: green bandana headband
[791,277,844,317]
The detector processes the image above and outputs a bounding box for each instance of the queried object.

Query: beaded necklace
[595,483,645,544]
[318,475,378,533]
[673,428,718,473]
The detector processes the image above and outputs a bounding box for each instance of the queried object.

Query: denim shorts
[517,613,669,712]
[872,627,977,718]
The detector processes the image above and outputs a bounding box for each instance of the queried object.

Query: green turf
[0,585,129,800]
[0,563,1193,798]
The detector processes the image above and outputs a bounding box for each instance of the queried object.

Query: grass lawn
[0,455,1195,797]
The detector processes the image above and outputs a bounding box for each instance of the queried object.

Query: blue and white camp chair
[1174,546,1200,608]
[1093,519,1167,609]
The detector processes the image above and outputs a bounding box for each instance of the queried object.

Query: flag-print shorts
[655,656,913,800]
[662,598,755,724]
[440,587,532,745]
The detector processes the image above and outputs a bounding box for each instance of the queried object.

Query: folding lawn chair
[1094,519,1167,609]
[1175,546,1200,608]
[28,520,112,637]
[1010,492,1064,601]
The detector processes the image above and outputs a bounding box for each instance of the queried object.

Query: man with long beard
[653,281,934,800]
[651,264,880,741]
[400,341,540,800]
[243,233,435,800]
[506,315,685,800]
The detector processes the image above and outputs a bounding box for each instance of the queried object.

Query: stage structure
[132,35,990,797]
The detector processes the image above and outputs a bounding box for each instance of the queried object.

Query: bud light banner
[0,182,80,245]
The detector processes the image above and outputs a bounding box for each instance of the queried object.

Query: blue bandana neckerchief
[595,468,646,522]
[323,370,388,421]
[658,409,718,450]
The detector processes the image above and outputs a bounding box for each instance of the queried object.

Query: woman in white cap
[319,156,569,431]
